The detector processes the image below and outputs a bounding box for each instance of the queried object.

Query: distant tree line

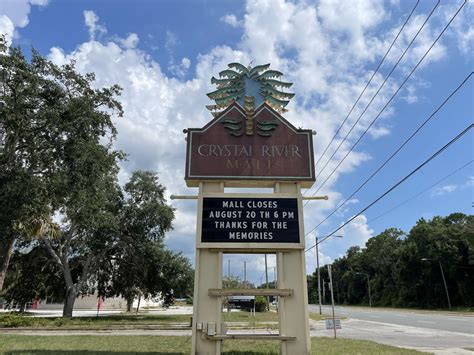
[308,213,473,309]
[0,37,193,316]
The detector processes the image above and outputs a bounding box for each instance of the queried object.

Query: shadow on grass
[2,352,186,355]
[2,352,277,355]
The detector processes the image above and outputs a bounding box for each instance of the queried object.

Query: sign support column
[191,182,224,355]
[276,182,310,354]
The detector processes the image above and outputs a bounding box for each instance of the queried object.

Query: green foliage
[0,39,195,316]
[1,247,64,311]
[254,296,268,312]
[97,171,193,309]
[308,214,474,309]
[222,276,254,289]
[0,313,34,327]
[0,36,124,310]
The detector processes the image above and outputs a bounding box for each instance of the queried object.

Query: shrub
[254,296,268,312]
[0,313,33,327]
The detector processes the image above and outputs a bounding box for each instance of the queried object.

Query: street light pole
[328,264,337,339]
[421,258,451,309]
[366,274,372,308]
[264,254,269,311]
[356,272,372,307]
[437,261,451,309]
[315,236,322,315]
[315,234,343,315]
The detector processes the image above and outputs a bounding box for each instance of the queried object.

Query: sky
[1,0,473,286]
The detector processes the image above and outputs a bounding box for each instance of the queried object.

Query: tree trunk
[136,295,141,313]
[126,297,133,312]
[19,302,26,313]
[63,285,78,318]
[0,235,15,291]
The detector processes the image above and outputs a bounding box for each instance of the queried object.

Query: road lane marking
[417,321,436,324]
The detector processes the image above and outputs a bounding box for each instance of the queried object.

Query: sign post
[184,63,316,355]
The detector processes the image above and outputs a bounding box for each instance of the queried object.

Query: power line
[310,0,440,187]
[305,72,473,236]
[306,0,467,200]
[341,160,473,236]
[305,123,473,253]
[313,0,420,169]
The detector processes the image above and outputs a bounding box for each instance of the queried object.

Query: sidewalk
[309,317,474,354]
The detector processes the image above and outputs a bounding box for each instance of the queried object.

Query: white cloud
[169,57,191,78]
[118,33,139,49]
[465,176,474,187]
[83,10,107,40]
[41,0,469,267]
[432,184,458,196]
[401,84,418,104]
[305,233,334,273]
[165,30,179,53]
[0,15,14,46]
[220,14,242,28]
[339,214,375,247]
[442,1,474,56]
[0,0,48,44]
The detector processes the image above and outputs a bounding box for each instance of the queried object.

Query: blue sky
[1,0,472,285]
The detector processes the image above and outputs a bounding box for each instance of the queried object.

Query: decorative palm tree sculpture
[206,63,294,137]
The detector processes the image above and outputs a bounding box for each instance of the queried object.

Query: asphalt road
[308,304,473,334]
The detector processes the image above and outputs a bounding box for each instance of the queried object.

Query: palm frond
[265,96,290,108]
[211,76,234,85]
[260,85,295,99]
[249,63,270,77]
[215,91,244,105]
[262,78,293,88]
[207,84,244,99]
[219,69,241,78]
[206,103,231,111]
[228,63,250,75]
[257,70,283,80]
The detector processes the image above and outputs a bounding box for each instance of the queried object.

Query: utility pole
[421,258,451,309]
[228,259,231,277]
[244,261,247,287]
[322,280,326,305]
[367,274,372,308]
[314,234,342,314]
[356,272,372,307]
[315,236,322,315]
[265,254,269,310]
[437,261,451,309]
[274,266,278,313]
[328,264,337,339]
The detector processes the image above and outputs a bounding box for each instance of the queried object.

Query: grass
[0,311,331,330]
[223,311,278,323]
[309,313,328,321]
[0,335,427,354]
[0,313,192,329]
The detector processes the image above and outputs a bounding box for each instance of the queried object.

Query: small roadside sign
[325,317,342,330]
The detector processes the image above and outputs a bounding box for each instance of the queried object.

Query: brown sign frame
[185,102,316,188]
